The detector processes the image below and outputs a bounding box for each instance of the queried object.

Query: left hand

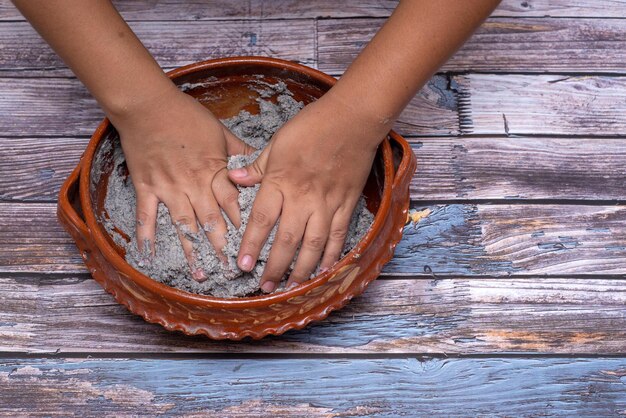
[228,92,391,292]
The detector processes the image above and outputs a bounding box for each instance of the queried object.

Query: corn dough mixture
[102,82,374,298]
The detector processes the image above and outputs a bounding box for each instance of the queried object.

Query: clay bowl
[57,56,417,340]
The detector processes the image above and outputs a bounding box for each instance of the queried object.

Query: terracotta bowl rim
[78,56,395,309]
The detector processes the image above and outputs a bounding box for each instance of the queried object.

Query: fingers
[319,205,354,272]
[228,145,271,187]
[188,191,228,261]
[237,184,283,275]
[212,169,242,228]
[260,206,309,293]
[223,126,255,157]
[162,194,206,282]
[287,212,331,289]
[135,190,159,258]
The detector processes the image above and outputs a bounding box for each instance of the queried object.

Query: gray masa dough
[103,81,374,298]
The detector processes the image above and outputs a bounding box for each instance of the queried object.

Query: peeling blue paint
[384,205,518,276]
[242,31,257,46]
[586,227,611,233]
[537,236,581,251]
[278,313,464,348]
[1,358,625,416]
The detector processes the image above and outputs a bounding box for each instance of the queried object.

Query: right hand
[113,86,253,281]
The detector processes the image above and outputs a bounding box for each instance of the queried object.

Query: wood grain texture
[455,74,626,136]
[0,357,625,416]
[0,137,87,201]
[318,18,626,74]
[1,275,625,354]
[409,136,626,201]
[0,76,458,137]
[3,136,626,202]
[2,202,625,275]
[6,18,626,77]
[390,204,626,276]
[0,20,316,77]
[2,0,625,20]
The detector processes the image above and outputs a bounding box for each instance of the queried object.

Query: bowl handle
[57,161,93,252]
[388,133,417,196]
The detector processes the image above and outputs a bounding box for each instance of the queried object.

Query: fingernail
[261,281,276,293]
[287,282,298,290]
[319,267,328,274]
[193,268,207,283]
[239,254,254,271]
[230,167,248,179]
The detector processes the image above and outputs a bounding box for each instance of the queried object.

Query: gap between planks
[1,274,625,355]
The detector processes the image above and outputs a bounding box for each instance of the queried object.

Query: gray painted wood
[318,17,626,74]
[454,74,626,136]
[0,20,316,77]
[0,76,458,137]
[3,136,626,202]
[1,202,625,276]
[2,0,625,20]
[4,17,625,76]
[1,275,625,354]
[0,357,625,416]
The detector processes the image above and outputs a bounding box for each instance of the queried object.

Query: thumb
[228,144,271,187]
[223,126,256,157]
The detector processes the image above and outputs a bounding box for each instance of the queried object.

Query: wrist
[100,72,179,129]
[322,87,395,148]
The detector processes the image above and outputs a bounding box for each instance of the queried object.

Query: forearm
[329,0,500,141]
[12,0,175,124]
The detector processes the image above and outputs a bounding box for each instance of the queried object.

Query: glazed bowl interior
[87,61,389,300]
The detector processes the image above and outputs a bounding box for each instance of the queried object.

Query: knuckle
[249,210,271,228]
[173,215,192,225]
[243,144,255,156]
[329,228,348,241]
[203,157,227,173]
[202,212,221,233]
[304,235,326,251]
[223,191,239,206]
[277,231,297,246]
[251,159,264,176]
[295,181,313,196]
[135,210,152,226]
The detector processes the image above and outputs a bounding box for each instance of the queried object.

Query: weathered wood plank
[5,17,626,76]
[318,17,626,74]
[4,136,626,202]
[2,202,625,275]
[2,0,625,20]
[0,357,625,416]
[496,0,626,17]
[0,20,316,77]
[0,76,458,137]
[1,275,625,354]
[0,137,87,201]
[390,204,626,276]
[409,136,626,201]
[455,74,626,136]
[0,0,399,21]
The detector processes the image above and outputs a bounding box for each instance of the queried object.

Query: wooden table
[1,0,625,415]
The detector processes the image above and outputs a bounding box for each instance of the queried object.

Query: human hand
[228,92,391,292]
[114,86,254,281]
